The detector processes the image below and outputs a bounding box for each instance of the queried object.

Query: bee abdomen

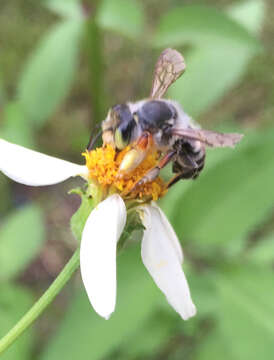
[172,140,206,180]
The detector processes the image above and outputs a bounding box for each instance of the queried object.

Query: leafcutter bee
[101,48,243,188]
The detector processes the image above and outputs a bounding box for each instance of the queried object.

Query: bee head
[110,104,136,150]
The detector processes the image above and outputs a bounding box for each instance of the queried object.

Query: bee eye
[111,104,135,150]
[114,128,130,150]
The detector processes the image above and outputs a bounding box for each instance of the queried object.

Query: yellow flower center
[83,145,167,201]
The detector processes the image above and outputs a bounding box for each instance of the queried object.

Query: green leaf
[96,0,145,39]
[188,270,217,317]
[162,130,274,252]
[0,204,45,281]
[120,313,174,359]
[153,4,262,117]
[0,284,34,360]
[247,234,274,265]
[1,102,35,148]
[228,0,265,35]
[0,76,5,107]
[197,266,274,360]
[40,245,163,360]
[18,20,83,127]
[195,330,234,360]
[44,0,83,20]
[0,176,11,215]
[153,5,259,48]
[216,267,274,360]
[168,43,256,117]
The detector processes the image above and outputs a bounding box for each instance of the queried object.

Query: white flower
[0,139,88,185]
[0,139,196,320]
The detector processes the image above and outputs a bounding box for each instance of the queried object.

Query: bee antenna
[86,129,103,150]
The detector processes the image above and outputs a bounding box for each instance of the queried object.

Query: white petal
[140,204,196,320]
[151,202,183,263]
[80,194,126,319]
[0,139,87,186]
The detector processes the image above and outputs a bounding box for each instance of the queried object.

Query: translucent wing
[172,128,243,148]
[150,48,186,99]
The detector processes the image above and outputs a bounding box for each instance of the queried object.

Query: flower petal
[0,139,87,186]
[140,204,196,320]
[151,202,183,263]
[80,194,126,319]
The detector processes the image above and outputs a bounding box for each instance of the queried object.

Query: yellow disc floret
[83,145,166,201]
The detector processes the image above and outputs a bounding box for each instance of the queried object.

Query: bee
[101,48,243,188]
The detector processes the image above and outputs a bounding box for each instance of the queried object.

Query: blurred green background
[0,0,274,359]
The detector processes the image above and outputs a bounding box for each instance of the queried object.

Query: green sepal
[118,209,145,251]
[69,187,95,242]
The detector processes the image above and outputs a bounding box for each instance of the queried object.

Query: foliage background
[0,0,274,359]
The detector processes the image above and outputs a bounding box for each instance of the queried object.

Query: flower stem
[0,248,80,355]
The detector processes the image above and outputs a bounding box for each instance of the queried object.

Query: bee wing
[150,48,186,99]
[172,128,243,148]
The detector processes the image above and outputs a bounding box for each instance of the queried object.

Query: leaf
[153,4,262,117]
[0,102,35,148]
[96,0,145,39]
[247,234,274,265]
[0,176,11,215]
[18,20,83,128]
[197,266,274,360]
[40,245,163,360]
[120,313,174,359]
[228,0,265,35]
[168,43,256,117]
[195,330,234,360]
[44,0,83,20]
[162,129,274,252]
[153,5,259,48]
[0,204,45,281]
[188,270,217,317]
[0,284,34,360]
[216,267,274,360]
[0,77,5,107]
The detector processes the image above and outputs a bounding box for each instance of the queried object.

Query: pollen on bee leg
[117,149,145,176]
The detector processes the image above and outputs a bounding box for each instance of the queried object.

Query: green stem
[0,248,80,355]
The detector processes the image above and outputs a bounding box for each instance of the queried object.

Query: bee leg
[132,150,176,189]
[118,132,153,175]
[167,168,198,188]
[166,148,202,188]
